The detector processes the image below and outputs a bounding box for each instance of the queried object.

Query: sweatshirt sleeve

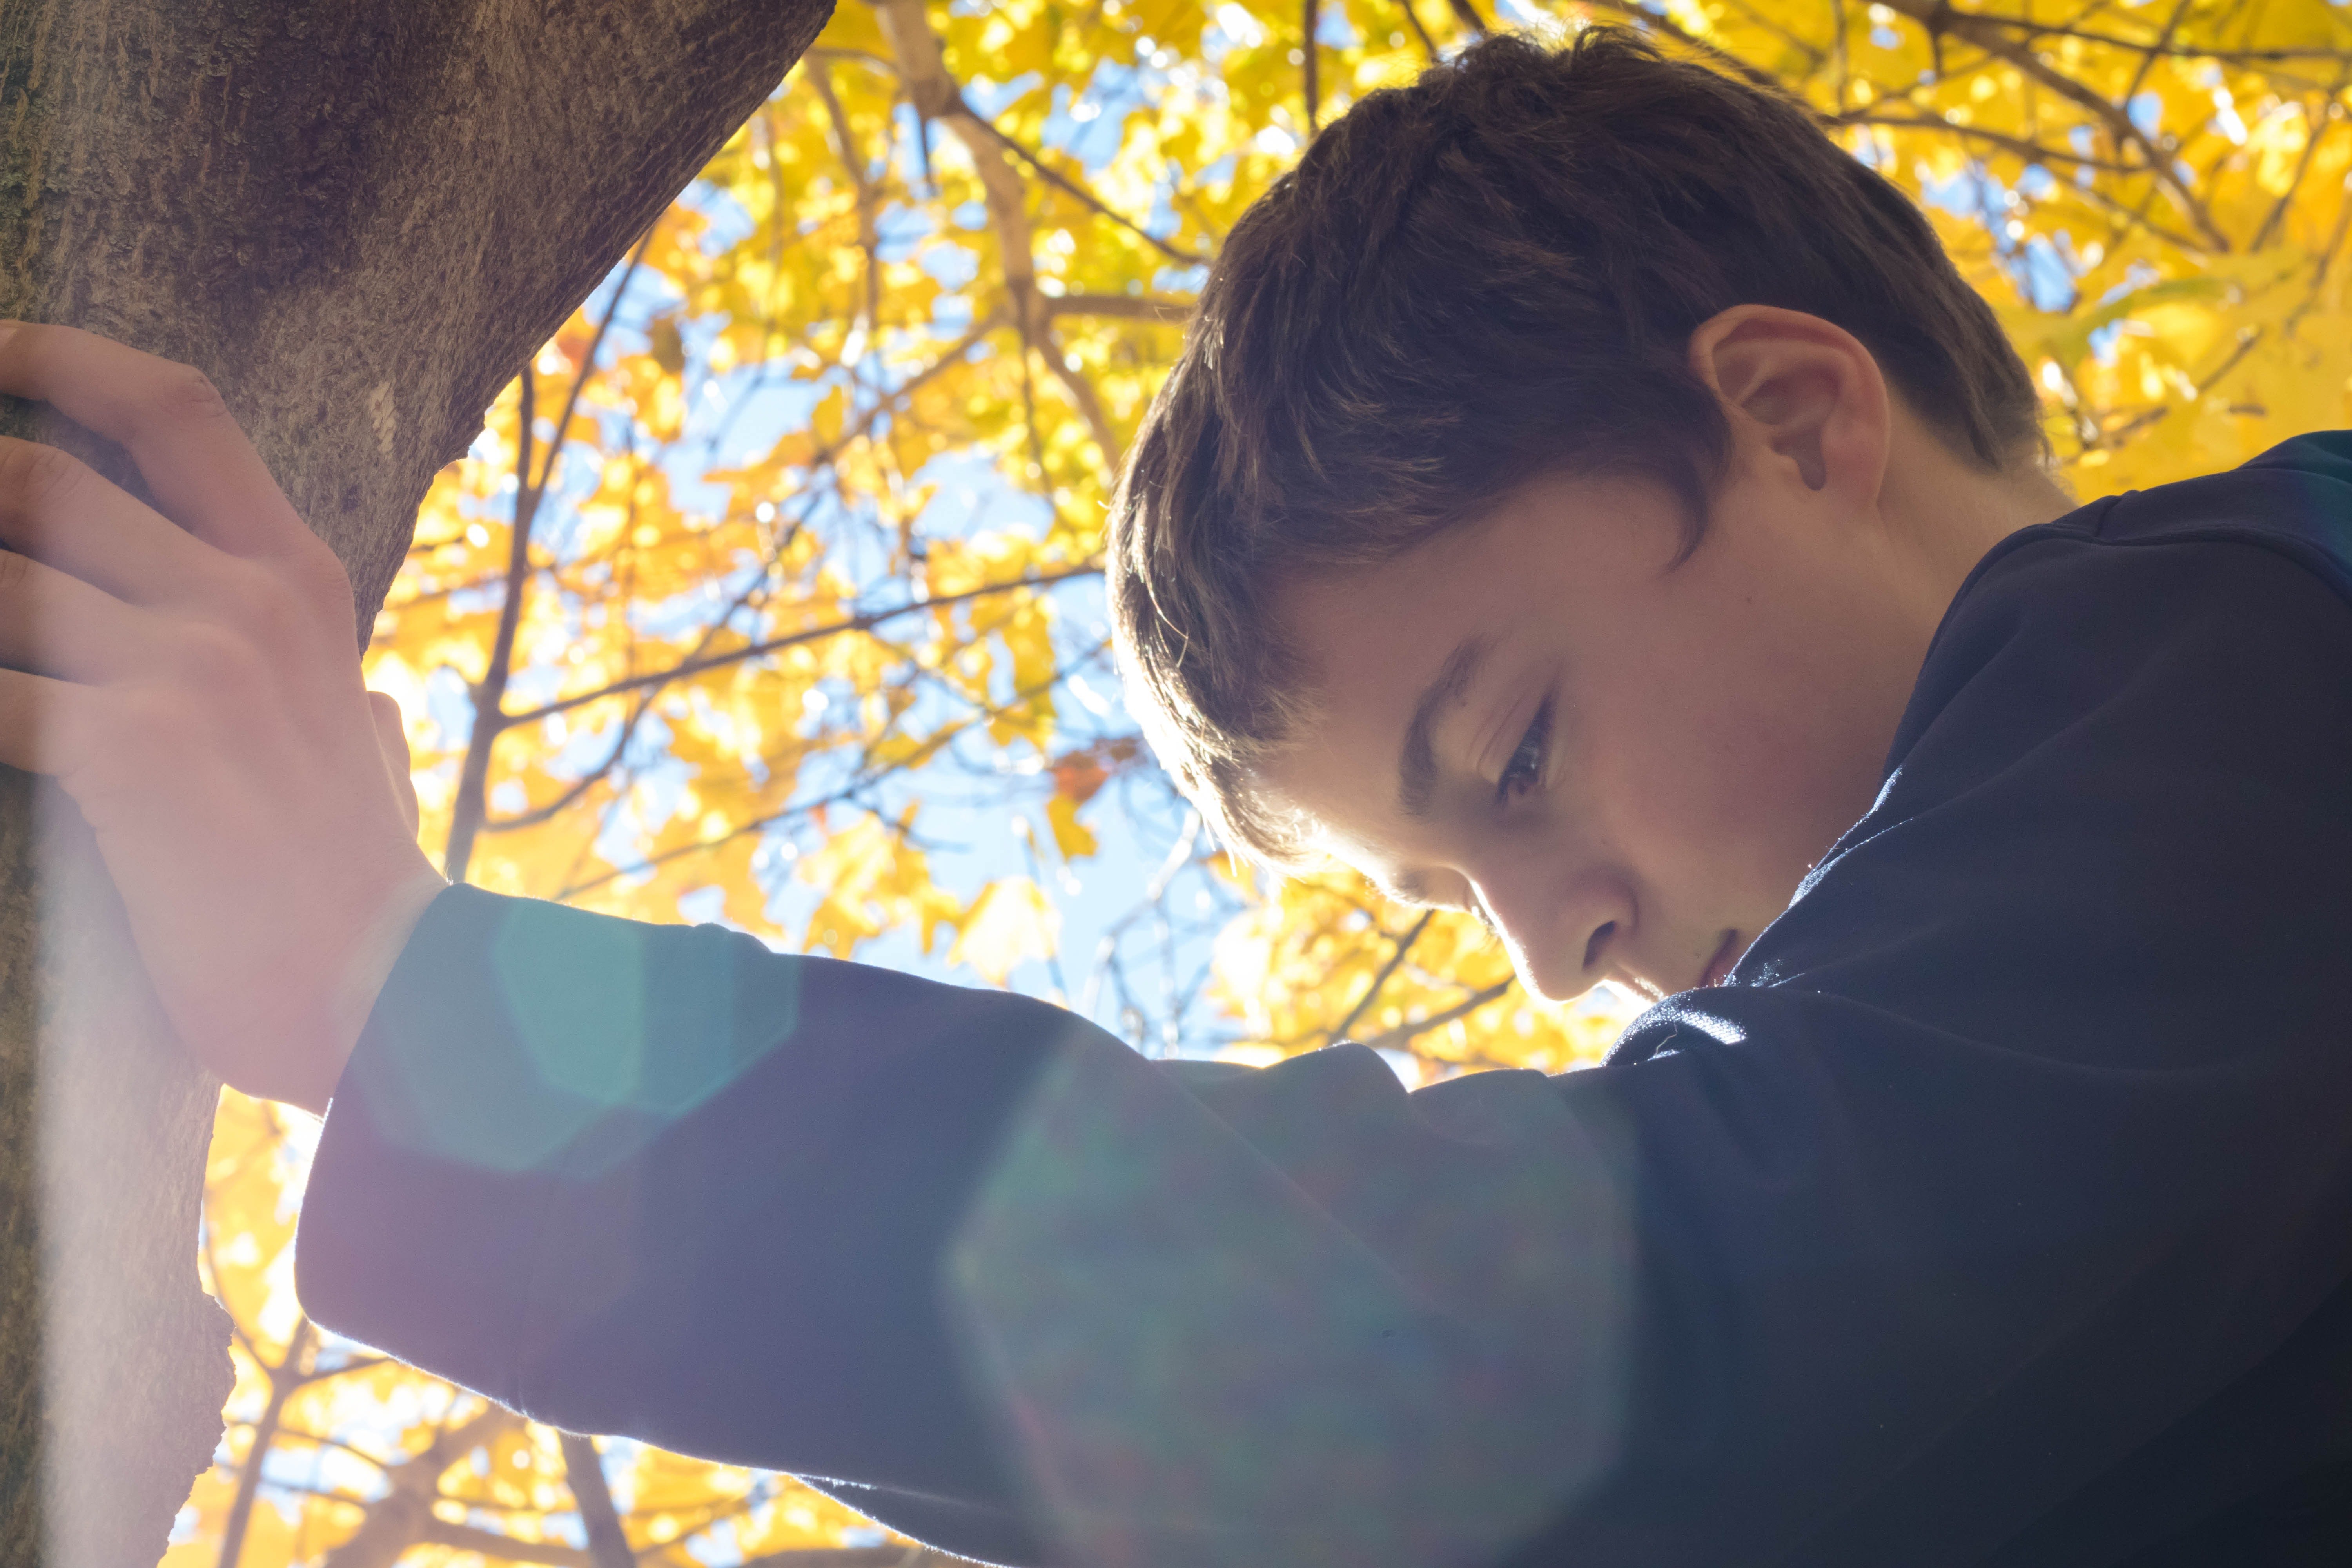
[293,885,1637,1568]
[296,525,2352,1568]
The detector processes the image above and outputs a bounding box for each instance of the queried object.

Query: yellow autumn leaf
[1046,793,1098,860]
[951,875,1060,985]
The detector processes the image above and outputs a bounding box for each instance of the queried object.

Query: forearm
[298,886,1095,1498]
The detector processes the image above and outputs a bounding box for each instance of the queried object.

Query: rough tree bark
[0,1,833,1562]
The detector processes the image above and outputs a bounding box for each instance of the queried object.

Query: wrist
[305,858,449,1116]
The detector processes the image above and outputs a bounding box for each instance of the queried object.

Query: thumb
[365,690,421,840]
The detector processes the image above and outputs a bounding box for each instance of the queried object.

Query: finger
[367,691,422,839]
[367,690,412,773]
[0,435,226,605]
[392,769,421,840]
[0,663,100,778]
[0,322,313,559]
[0,547,160,684]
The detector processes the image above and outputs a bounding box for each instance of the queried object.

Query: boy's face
[1256,461,1944,1006]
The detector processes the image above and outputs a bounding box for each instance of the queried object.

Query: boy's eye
[1497,697,1554,803]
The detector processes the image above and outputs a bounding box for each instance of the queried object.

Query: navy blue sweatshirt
[297,433,2352,1567]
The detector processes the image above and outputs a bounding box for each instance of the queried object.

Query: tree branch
[412,1518,592,1567]
[1044,329,1125,465]
[1359,977,1515,1053]
[2250,89,2347,253]
[1837,105,2208,252]
[1445,0,1488,36]
[258,1425,397,1473]
[502,565,1100,728]
[1044,292,1194,323]
[1399,0,1439,60]
[1873,0,2229,251]
[442,364,537,882]
[293,1354,394,1389]
[802,34,1202,266]
[558,1433,635,1568]
[1831,110,2139,174]
[875,0,1129,464]
[807,57,885,339]
[1952,7,2352,59]
[969,116,1210,266]
[2122,0,2197,108]
[1304,0,1321,134]
[445,233,652,882]
[214,1319,316,1568]
[464,309,1005,840]
[553,652,1097,901]
[1328,910,1435,1044]
[323,1405,524,1568]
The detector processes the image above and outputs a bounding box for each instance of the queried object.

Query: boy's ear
[1685,305,1890,503]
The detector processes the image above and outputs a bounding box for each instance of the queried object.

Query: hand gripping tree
[0,1,832,1562]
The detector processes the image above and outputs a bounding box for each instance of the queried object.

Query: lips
[1698,931,1740,989]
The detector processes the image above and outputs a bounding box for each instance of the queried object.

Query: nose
[1468,862,1634,1004]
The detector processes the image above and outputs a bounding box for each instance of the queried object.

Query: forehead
[1249,565,1515,867]
[1248,470,1688,848]
[1278,467,1681,658]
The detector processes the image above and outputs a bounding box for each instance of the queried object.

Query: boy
[2,27,2348,1567]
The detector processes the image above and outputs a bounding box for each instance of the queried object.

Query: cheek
[1587,653,1874,898]
[1575,524,1906,906]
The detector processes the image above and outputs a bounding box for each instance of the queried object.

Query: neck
[1880,411,2076,632]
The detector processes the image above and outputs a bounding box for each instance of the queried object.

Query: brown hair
[1109,26,2043,863]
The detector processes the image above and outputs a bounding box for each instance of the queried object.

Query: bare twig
[1043,329,1123,464]
[445,233,652,881]
[550,643,1102,901]
[1400,0,1440,60]
[257,1425,397,1472]
[411,1520,591,1567]
[1359,977,1515,1053]
[1329,910,1436,1043]
[808,58,884,340]
[1874,0,2230,252]
[970,118,1210,266]
[1831,0,1849,107]
[559,1433,635,1568]
[502,564,1101,728]
[1832,110,2138,173]
[442,364,538,882]
[2250,90,2347,252]
[214,1319,317,1568]
[321,1404,523,1568]
[472,312,1004,837]
[1953,6,2351,59]
[1305,0,1321,134]
[2122,0,2196,107]
[1045,292,1195,323]
[293,1354,392,1388]
[876,0,1127,464]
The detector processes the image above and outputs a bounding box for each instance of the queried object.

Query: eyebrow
[1398,634,1493,820]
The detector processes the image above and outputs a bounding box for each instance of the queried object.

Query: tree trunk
[0,1,833,1561]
